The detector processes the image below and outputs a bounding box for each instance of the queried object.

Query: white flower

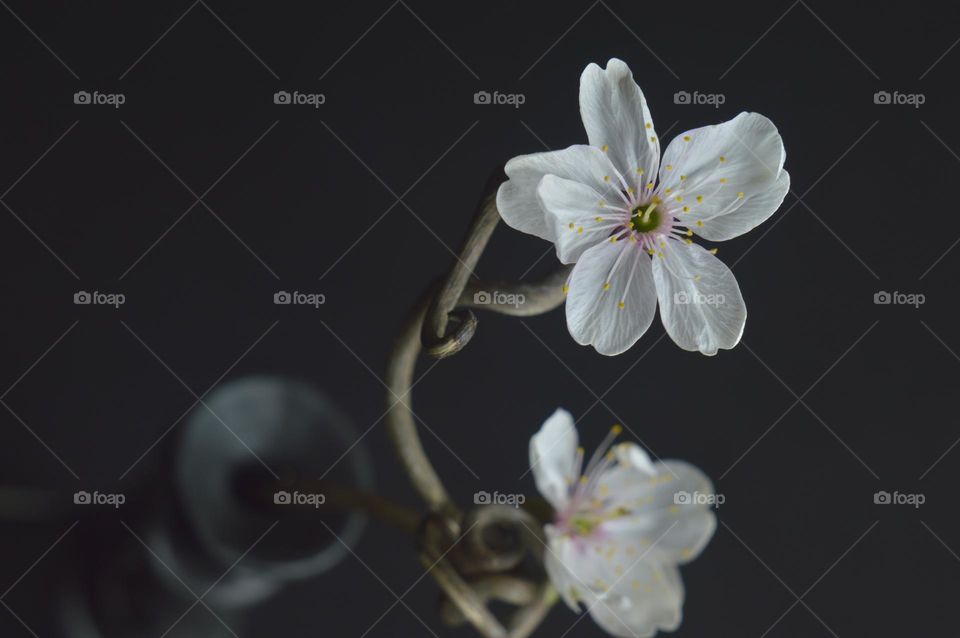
[497,58,789,356]
[530,409,716,637]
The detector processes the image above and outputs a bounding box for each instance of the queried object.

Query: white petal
[586,560,684,638]
[498,145,623,242]
[658,112,788,241]
[537,175,629,264]
[529,409,579,510]
[652,240,746,355]
[614,441,657,476]
[545,520,691,637]
[566,240,658,356]
[543,527,584,611]
[599,459,717,565]
[580,58,660,189]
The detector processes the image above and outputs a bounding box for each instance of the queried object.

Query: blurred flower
[530,409,716,637]
[498,58,789,355]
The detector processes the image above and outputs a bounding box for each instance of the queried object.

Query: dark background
[1,0,958,636]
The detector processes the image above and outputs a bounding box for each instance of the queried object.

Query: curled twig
[386,173,567,637]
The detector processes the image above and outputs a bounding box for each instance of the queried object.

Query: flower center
[630,202,661,233]
[569,515,600,536]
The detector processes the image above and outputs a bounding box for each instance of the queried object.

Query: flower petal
[599,457,717,565]
[658,112,788,241]
[543,526,585,611]
[547,529,685,638]
[537,174,630,264]
[580,58,660,189]
[529,409,579,511]
[498,145,623,242]
[652,240,746,355]
[586,560,684,638]
[566,239,658,356]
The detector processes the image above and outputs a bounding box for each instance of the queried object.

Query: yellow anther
[629,235,637,243]
[710,247,718,255]
[568,222,574,229]
[686,229,693,236]
[696,220,704,227]
[694,274,701,281]
[652,196,662,204]
[665,188,672,194]
[580,476,589,484]
[719,177,728,184]
[599,200,606,208]
[666,164,673,171]
[601,144,609,152]
[738,191,745,198]
[645,122,652,129]
[595,216,604,222]
[603,175,610,182]
[680,175,687,181]
[650,136,657,143]
[719,155,726,162]
[562,284,569,295]
[610,236,617,243]
[675,195,683,202]
[685,238,692,245]
[618,301,625,309]
[611,424,623,435]
[626,187,634,194]
[683,135,691,142]
[647,248,655,255]
[603,282,611,291]
[682,206,690,212]
[636,168,644,175]
[657,251,663,258]
[646,181,654,189]
[696,195,704,203]
[577,226,584,233]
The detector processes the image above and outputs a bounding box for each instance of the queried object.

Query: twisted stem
[383,173,569,637]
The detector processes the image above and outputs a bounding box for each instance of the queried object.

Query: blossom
[530,409,716,637]
[497,58,789,355]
